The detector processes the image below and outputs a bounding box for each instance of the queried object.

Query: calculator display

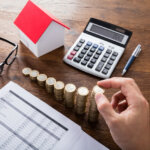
[90,24,124,43]
[86,22,129,45]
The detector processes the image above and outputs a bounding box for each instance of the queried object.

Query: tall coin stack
[88,85,105,122]
[37,74,47,87]
[29,70,39,81]
[75,87,89,115]
[64,83,76,108]
[45,77,56,94]
[54,81,65,101]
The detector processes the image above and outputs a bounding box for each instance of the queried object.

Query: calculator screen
[86,22,129,45]
[90,24,124,42]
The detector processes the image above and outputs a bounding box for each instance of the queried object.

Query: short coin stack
[22,67,32,76]
[37,74,47,87]
[45,77,56,94]
[54,81,65,101]
[29,70,39,81]
[88,85,105,122]
[75,87,89,115]
[64,83,76,108]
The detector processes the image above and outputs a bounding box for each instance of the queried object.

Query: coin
[45,77,56,94]
[22,67,32,76]
[75,87,89,115]
[64,83,76,108]
[29,70,39,81]
[54,81,65,101]
[37,74,47,87]
[88,85,104,122]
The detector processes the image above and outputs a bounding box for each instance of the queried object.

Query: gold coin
[29,70,39,81]
[65,83,76,93]
[93,85,105,95]
[54,81,65,101]
[77,87,89,96]
[22,67,32,76]
[37,74,47,87]
[45,77,56,94]
[54,81,64,90]
[64,83,76,108]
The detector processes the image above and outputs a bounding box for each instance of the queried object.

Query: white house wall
[37,21,65,57]
[19,30,38,57]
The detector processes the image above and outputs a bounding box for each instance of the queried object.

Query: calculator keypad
[65,38,120,78]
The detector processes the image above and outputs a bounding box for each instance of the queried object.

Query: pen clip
[135,48,141,57]
[134,44,141,57]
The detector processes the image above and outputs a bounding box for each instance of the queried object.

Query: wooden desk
[0,0,150,149]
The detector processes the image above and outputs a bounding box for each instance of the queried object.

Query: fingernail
[95,92,102,102]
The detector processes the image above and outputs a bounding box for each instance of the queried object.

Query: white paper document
[0,81,109,150]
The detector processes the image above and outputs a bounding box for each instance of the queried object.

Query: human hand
[95,77,150,150]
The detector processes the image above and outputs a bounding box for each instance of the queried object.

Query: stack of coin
[22,67,32,76]
[29,70,39,81]
[45,77,56,94]
[88,85,105,122]
[75,87,89,115]
[64,83,76,108]
[37,74,47,87]
[54,81,65,101]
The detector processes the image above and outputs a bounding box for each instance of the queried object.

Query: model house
[14,0,69,57]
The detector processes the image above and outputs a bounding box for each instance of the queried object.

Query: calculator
[63,18,132,78]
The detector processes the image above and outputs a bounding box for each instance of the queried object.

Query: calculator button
[99,46,104,51]
[106,49,112,54]
[67,55,74,60]
[93,54,99,59]
[81,60,87,66]
[108,60,114,65]
[93,44,98,48]
[84,45,90,50]
[96,50,102,55]
[78,53,84,58]
[87,52,93,57]
[104,53,110,58]
[102,69,108,75]
[101,57,107,62]
[95,62,104,72]
[73,57,81,63]
[87,63,94,68]
[90,58,96,64]
[90,48,96,52]
[84,56,90,61]
[71,50,77,55]
[74,46,80,51]
[105,64,111,70]
[87,41,92,46]
[79,39,85,43]
[110,55,116,61]
[81,49,87,54]
[77,42,82,47]
[112,51,118,56]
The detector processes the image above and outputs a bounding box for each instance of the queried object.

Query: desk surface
[0,0,150,149]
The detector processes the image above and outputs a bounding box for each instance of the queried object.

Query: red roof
[14,0,70,44]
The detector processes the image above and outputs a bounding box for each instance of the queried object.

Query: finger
[97,77,143,105]
[95,92,118,124]
[97,77,140,92]
[111,91,126,109]
[97,77,124,89]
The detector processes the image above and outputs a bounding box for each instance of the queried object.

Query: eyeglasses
[0,37,18,75]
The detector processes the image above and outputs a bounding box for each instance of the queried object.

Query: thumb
[95,92,117,123]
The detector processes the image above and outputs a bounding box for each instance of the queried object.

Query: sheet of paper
[0,81,109,150]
